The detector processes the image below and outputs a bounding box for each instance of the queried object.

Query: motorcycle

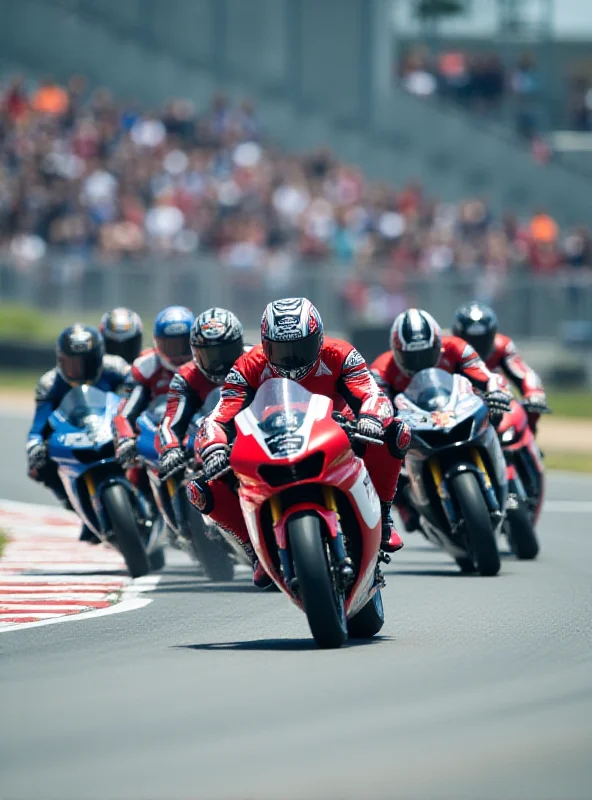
[497,398,545,560]
[226,377,386,650]
[136,390,235,582]
[47,385,164,578]
[394,368,508,576]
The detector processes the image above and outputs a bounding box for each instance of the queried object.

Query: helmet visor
[193,339,244,381]
[397,343,440,376]
[155,335,191,368]
[263,330,321,375]
[57,351,102,386]
[464,329,495,360]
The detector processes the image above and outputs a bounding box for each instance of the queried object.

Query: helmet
[452,302,498,360]
[191,307,244,385]
[391,308,442,377]
[261,297,323,380]
[56,324,105,387]
[153,306,194,372]
[99,307,143,364]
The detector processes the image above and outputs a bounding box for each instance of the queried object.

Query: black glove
[27,441,49,478]
[202,446,230,479]
[115,437,137,468]
[158,446,186,480]
[523,392,551,415]
[485,390,511,426]
[356,415,384,440]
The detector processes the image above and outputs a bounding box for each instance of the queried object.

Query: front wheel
[288,511,347,649]
[506,505,539,560]
[450,471,500,577]
[102,484,150,578]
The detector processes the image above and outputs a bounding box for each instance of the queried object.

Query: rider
[452,302,549,432]
[371,308,512,532]
[99,308,144,365]
[26,324,130,540]
[113,306,194,468]
[188,297,412,588]
[158,308,248,480]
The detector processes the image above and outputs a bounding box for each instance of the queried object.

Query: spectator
[30,76,69,116]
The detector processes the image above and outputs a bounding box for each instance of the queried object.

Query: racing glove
[158,446,186,480]
[27,441,49,479]
[356,415,384,441]
[523,392,551,415]
[485,389,511,426]
[202,446,230,479]
[115,437,137,468]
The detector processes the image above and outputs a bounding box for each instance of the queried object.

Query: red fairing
[371,335,500,395]
[498,398,545,524]
[229,391,382,616]
[486,333,544,399]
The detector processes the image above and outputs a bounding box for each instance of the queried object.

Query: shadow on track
[393,567,468,577]
[153,578,253,594]
[176,635,392,653]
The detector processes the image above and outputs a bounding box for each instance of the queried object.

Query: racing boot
[253,558,274,590]
[397,502,420,533]
[380,502,404,553]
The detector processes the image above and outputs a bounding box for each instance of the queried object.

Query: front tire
[102,484,150,578]
[288,511,347,649]
[506,505,539,560]
[450,471,500,577]
[347,590,384,639]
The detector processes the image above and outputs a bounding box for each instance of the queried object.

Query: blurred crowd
[1,72,591,302]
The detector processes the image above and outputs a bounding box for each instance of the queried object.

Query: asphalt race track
[1,411,591,800]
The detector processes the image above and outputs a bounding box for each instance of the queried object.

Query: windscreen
[247,378,314,457]
[404,368,454,411]
[57,385,108,428]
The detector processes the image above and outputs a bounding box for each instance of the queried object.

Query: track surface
[1,412,591,800]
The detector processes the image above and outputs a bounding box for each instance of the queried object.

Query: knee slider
[186,479,214,515]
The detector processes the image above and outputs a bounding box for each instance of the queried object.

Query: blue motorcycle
[48,385,165,578]
[136,389,235,582]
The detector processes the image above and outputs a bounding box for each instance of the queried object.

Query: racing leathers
[158,348,251,479]
[112,348,177,467]
[190,338,412,563]
[485,334,547,432]
[26,355,130,505]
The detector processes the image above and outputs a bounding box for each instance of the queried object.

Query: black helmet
[452,302,498,360]
[99,307,143,364]
[56,324,105,386]
[191,307,244,384]
[390,308,442,377]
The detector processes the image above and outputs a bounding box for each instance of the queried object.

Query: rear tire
[455,556,476,574]
[188,503,234,582]
[149,548,166,572]
[102,484,150,578]
[450,472,500,577]
[288,511,347,649]
[506,505,539,560]
[347,590,384,639]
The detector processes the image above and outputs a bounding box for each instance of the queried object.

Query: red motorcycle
[229,378,387,649]
[497,398,545,559]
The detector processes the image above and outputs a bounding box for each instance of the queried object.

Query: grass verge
[545,451,592,473]
[0,370,40,392]
[0,529,8,559]
[0,303,97,344]
[546,391,592,419]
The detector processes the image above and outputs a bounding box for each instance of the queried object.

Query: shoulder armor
[35,369,58,403]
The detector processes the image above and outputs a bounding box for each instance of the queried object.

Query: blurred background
[0,0,591,431]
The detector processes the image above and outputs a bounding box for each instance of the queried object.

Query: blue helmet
[153,306,194,371]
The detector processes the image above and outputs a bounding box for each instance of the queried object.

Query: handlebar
[332,413,384,446]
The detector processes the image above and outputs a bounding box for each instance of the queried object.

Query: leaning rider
[26,325,130,541]
[188,297,412,588]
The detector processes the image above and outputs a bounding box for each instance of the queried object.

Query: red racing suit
[371,335,505,398]
[486,334,546,432]
[192,338,410,552]
[113,348,176,442]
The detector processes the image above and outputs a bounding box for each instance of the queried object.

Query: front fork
[270,488,354,591]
